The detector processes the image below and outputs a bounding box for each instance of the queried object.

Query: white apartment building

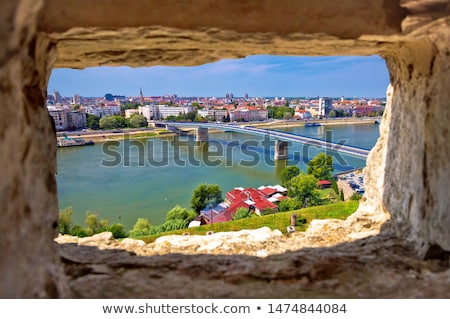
[138,105,153,120]
[318,97,333,116]
[229,108,268,122]
[85,105,120,118]
[198,109,228,121]
[152,105,193,120]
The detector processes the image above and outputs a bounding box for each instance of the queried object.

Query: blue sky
[48,55,389,98]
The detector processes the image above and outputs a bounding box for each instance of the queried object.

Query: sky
[48,55,390,98]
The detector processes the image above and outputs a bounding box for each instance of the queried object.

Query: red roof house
[318,180,333,189]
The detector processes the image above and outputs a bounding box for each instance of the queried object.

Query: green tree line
[86,113,148,130]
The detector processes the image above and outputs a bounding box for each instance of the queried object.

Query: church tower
[139,87,144,105]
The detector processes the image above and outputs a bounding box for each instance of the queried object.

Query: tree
[129,113,148,128]
[129,218,152,237]
[194,115,207,123]
[59,207,73,234]
[85,211,109,235]
[307,153,334,181]
[288,173,320,206]
[280,166,300,187]
[267,106,294,119]
[113,115,127,128]
[190,183,223,214]
[185,111,197,122]
[328,110,336,118]
[99,115,119,130]
[86,114,100,130]
[166,205,190,221]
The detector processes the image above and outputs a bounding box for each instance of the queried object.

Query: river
[56,122,380,229]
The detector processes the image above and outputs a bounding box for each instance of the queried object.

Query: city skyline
[48,55,389,98]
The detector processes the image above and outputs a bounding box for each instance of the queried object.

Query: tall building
[138,105,153,120]
[47,106,86,131]
[53,90,62,103]
[72,94,81,105]
[318,97,333,116]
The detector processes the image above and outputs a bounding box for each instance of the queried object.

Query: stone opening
[0,0,449,298]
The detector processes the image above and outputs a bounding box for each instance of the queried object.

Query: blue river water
[56,122,380,229]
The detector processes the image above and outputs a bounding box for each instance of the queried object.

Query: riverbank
[58,117,380,144]
[250,117,380,129]
[58,128,176,143]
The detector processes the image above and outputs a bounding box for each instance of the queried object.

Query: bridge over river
[159,122,371,159]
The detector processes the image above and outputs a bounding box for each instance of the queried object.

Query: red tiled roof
[224,187,282,217]
[260,187,276,196]
[226,200,249,214]
[318,180,332,185]
[253,198,278,209]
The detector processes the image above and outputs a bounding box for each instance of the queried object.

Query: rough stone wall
[0,0,67,297]
[347,84,393,237]
[382,36,450,256]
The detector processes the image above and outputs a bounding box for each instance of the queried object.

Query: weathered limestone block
[351,84,393,236]
[382,36,450,257]
[58,234,450,298]
[150,227,283,256]
[0,0,66,298]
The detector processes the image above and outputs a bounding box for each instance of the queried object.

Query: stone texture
[381,37,450,257]
[0,0,67,298]
[0,0,449,298]
[39,0,406,36]
[57,231,450,298]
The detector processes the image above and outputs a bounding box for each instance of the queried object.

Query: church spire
[139,87,144,105]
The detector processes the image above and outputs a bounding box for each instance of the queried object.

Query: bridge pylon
[274,140,288,160]
[196,127,208,142]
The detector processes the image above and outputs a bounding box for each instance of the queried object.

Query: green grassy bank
[136,200,359,243]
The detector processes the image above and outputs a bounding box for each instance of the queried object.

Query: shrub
[166,205,190,222]
[160,219,189,232]
[278,198,303,212]
[350,192,362,200]
[85,211,101,235]
[232,207,252,220]
[291,214,307,226]
[59,207,73,235]
[71,225,88,237]
[332,179,339,195]
[260,208,277,216]
[129,218,152,237]
[108,223,128,239]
